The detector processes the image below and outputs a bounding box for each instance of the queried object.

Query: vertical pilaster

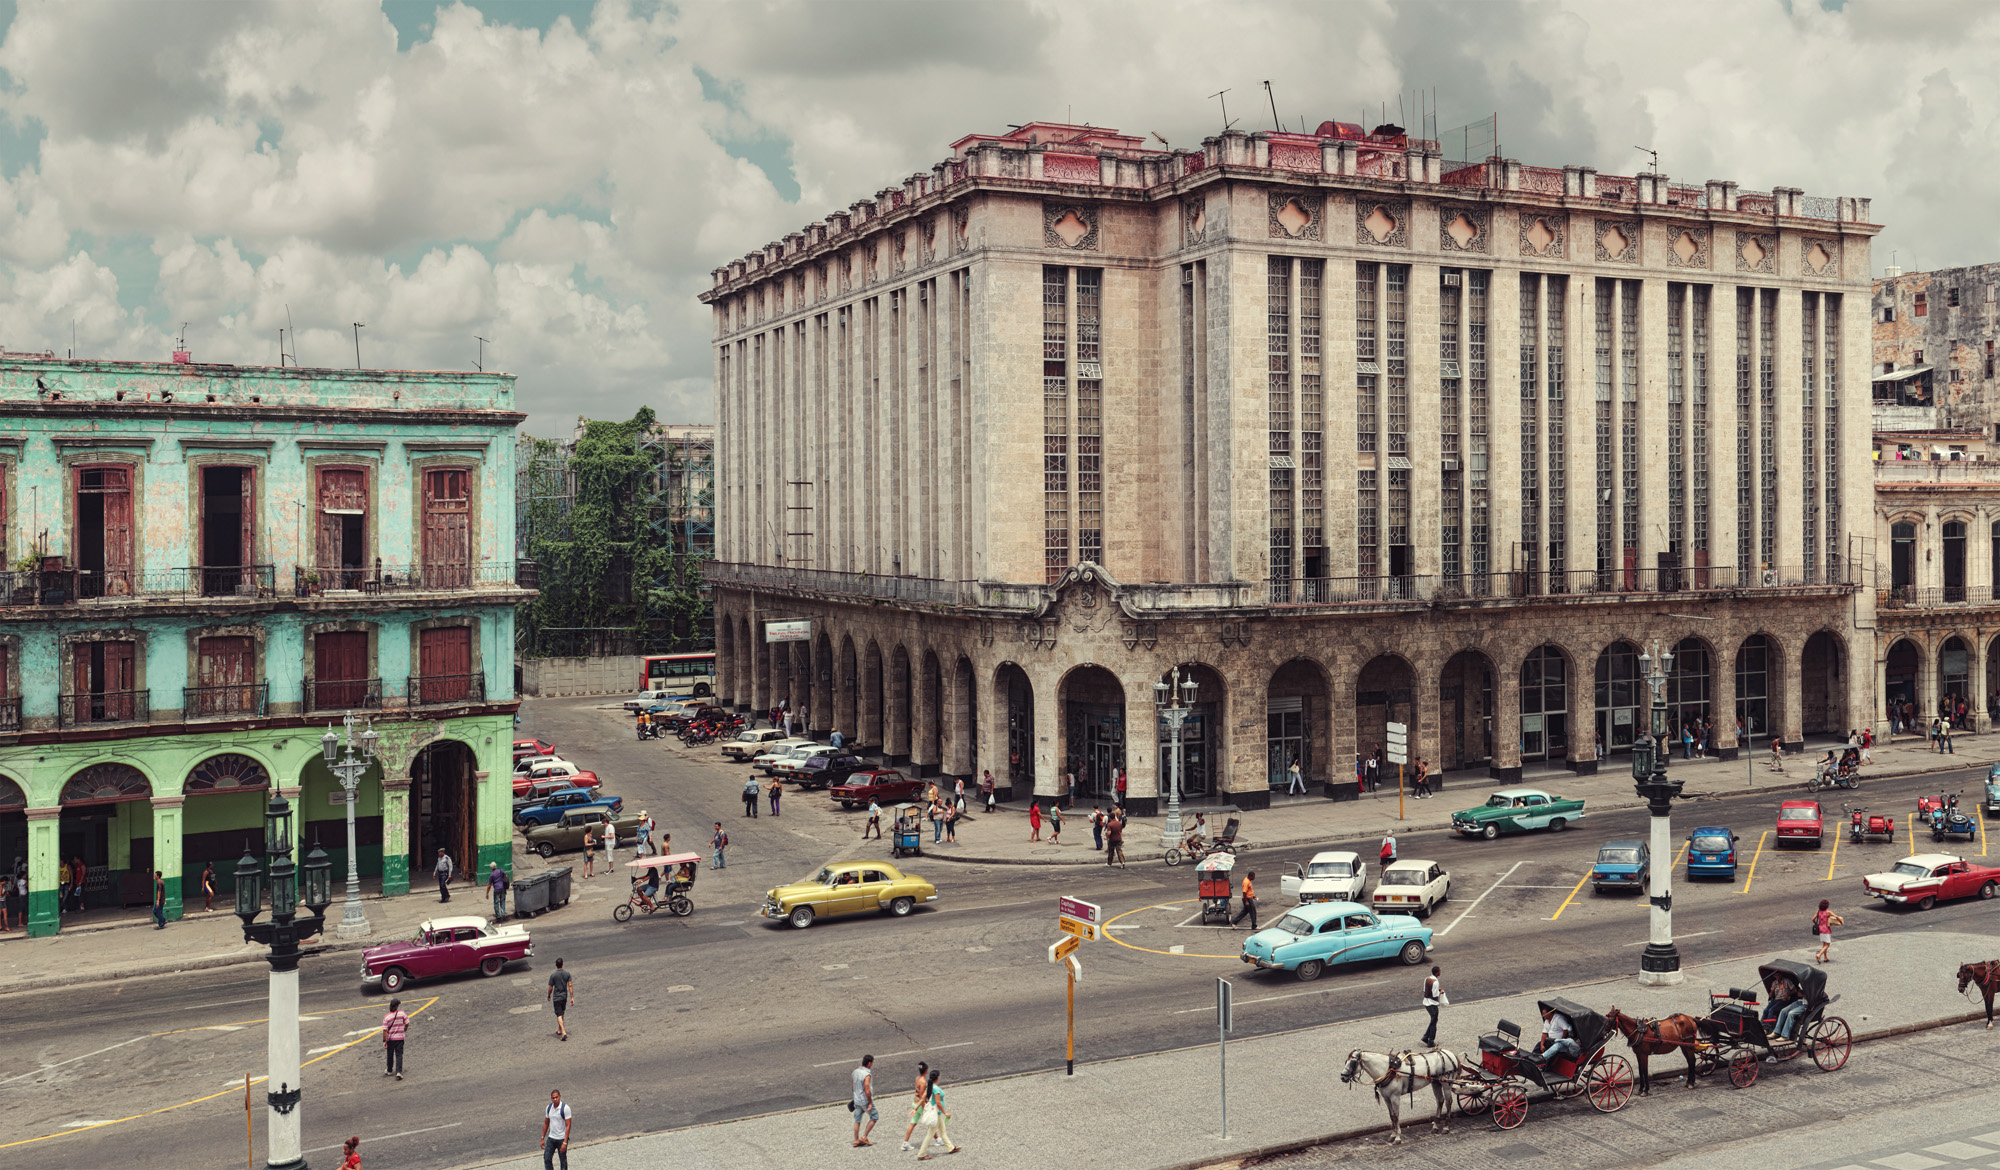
[151,795,184,921]
[1410,262,1443,578]
[1709,286,1740,575]
[1033,674,1061,799]
[1713,641,1739,758]
[1638,277,1671,575]
[1491,664,1522,782]
[1490,270,1523,581]
[1564,275,1595,579]
[26,806,59,936]
[1120,668,1160,815]
[1779,644,1805,752]
[1326,258,1358,578]
[381,780,410,897]
[1775,288,1805,575]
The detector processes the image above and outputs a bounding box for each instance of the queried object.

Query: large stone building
[0,355,529,936]
[702,121,1878,811]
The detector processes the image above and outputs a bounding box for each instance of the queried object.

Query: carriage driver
[1531,1004,1579,1065]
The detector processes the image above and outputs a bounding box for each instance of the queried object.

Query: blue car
[513,787,623,828]
[1238,900,1430,982]
[1685,826,1740,878]
[1591,839,1649,892]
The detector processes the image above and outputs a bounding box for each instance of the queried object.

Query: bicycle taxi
[614,851,701,921]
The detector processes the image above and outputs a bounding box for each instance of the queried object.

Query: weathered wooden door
[316,468,367,587]
[196,636,255,715]
[74,640,136,722]
[421,468,470,588]
[313,630,368,710]
[75,466,133,597]
[418,626,473,703]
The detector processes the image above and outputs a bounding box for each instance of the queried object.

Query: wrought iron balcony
[407,673,486,706]
[57,689,150,728]
[183,682,269,719]
[305,678,384,713]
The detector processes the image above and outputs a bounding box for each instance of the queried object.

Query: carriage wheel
[1554,1075,1587,1100]
[1455,1086,1490,1116]
[1586,1055,1636,1113]
[1492,1085,1528,1130]
[1727,1052,1760,1089]
[1808,1017,1852,1071]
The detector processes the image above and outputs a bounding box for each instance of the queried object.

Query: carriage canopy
[1759,960,1827,1007]
[1538,997,1609,1056]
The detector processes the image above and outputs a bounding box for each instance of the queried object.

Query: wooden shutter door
[104,640,136,720]
[313,631,367,710]
[422,469,470,589]
[317,469,366,587]
[102,468,133,596]
[197,636,254,715]
[419,626,472,703]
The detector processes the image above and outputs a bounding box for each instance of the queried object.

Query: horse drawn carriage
[1693,960,1851,1086]
[1453,998,1636,1128]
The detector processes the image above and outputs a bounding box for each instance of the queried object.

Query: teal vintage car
[1983,766,2000,818]
[1451,787,1586,840]
[1238,900,1430,982]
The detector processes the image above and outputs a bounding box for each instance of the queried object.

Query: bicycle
[1161,837,1245,867]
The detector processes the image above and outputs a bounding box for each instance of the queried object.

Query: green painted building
[0,354,530,936]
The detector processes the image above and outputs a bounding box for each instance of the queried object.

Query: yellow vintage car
[759,861,938,929]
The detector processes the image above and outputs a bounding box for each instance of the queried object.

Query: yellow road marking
[0,997,440,1150]
[1824,823,1841,881]
[1548,868,1593,921]
[1738,831,1771,894]
[1102,899,1249,960]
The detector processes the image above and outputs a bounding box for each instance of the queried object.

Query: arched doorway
[411,741,476,885]
[1735,635,1776,745]
[1594,642,1641,757]
[1356,655,1416,779]
[0,774,26,905]
[862,640,884,752]
[995,662,1034,797]
[1439,650,1494,771]
[1665,638,1713,752]
[60,762,153,911]
[1939,636,1971,726]
[814,631,835,730]
[1885,639,1920,729]
[771,641,794,717]
[1988,635,2000,726]
[888,645,913,762]
[1160,664,1226,801]
[1268,658,1331,790]
[918,650,943,773]
[1060,665,1126,802]
[1519,645,1570,762]
[1800,631,1847,736]
[182,752,271,898]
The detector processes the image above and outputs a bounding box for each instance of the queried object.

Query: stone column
[1330,650,1358,796]
[751,625,770,712]
[1875,649,1890,740]
[279,785,304,866]
[943,663,974,779]
[1779,643,1805,753]
[151,795,185,922]
[1033,674,1062,800]
[1491,662,1522,783]
[1970,633,1989,735]
[1713,638,1740,759]
[1917,633,1938,721]
[1120,667,1160,818]
[380,780,411,897]
[1414,655,1443,781]
[1567,646,1600,774]
[1222,666,1269,811]
[25,806,60,937]
[1709,287,1740,578]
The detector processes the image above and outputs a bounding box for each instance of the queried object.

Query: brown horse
[1605,1006,1702,1095]
[1959,960,2000,1029]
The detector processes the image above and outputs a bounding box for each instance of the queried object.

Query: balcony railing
[57,689,150,728]
[0,565,276,604]
[305,677,384,713]
[295,561,528,596]
[1876,460,2000,483]
[183,682,268,719]
[408,673,486,706]
[0,696,18,732]
[1271,576,1434,605]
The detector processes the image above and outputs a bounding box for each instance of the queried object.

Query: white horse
[1340,1048,1460,1144]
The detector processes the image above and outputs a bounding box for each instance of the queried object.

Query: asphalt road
[4,701,1995,1170]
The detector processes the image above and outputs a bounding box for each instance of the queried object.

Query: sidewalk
[457,925,1995,1170]
[883,735,1982,866]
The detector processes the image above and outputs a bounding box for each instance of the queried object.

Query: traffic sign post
[1386,721,1409,820]
[1216,977,1233,1138]
[1056,896,1100,1076]
[1048,936,1080,964]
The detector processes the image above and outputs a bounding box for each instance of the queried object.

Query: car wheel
[789,906,816,929]
[536,842,555,859]
[1398,940,1427,966]
[889,896,914,917]
[1917,894,1937,911]
[841,801,857,811]
[1481,824,1499,841]
[381,967,409,993]
[1295,959,1325,982]
[480,956,505,977]
[1982,882,1997,900]
[1549,818,1566,832]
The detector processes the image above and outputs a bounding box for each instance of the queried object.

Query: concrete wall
[518,655,646,697]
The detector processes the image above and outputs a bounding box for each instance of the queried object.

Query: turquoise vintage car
[1238,900,1430,982]
[1451,787,1586,839]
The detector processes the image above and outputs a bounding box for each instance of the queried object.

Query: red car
[1776,799,1824,848]
[360,916,534,993]
[512,760,601,796]
[514,737,555,760]
[1861,853,2000,909]
[829,768,923,811]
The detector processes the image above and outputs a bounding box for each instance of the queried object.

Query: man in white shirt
[540,1089,574,1170]
[1533,1004,1577,1065]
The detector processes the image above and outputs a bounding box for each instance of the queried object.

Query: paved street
[2,698,1996,1170]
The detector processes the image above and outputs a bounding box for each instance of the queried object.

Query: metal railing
[408,673,486,706]
[305,678,384,713]
[295,560,525,596]
[0,696,18,732]
[1882,585,2000,609]
[704,561,984,606]
[57,689,150,728]
[1876,460,2000,483]
[183,682,268,718]
[1271,576,1435,605]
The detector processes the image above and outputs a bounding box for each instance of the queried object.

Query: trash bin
[546,865,573,910]
[512,872,551,917]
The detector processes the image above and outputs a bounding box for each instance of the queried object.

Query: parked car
[721,728,789,761]
[773,745,841,782]
[1281,851,1369,905]
[1372,859,1450,917]
[664,704,729,731]
[1776,799,1824,848]
[524,809,643,858]
[360,915,533,993]
[514,787,622,828]
[513,753,566,775]
[1983,765,2000,818]
[1685,826,1741,879]
[624,689,682,713]
[751,739,817,774]
[789,753,870,792]
[512,760,600,795]
[1451,787,1586,840]
[829,768,923,810]
[512,777,578,811]
[1862,853,2000,909]
[513,737,555,761]
[1590,840,1649,893]
[1238,901,1430,981]
[759,860,939,929]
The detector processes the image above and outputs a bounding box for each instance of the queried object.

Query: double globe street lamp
[236,793,333,1170]
[1632,639,1687,987]
[1154,668,1199,847]
[320,715,380,940]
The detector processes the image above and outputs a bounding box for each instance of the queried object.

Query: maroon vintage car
[360,916,534,993]
[830,768,924,811]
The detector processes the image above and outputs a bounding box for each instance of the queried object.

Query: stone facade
[700,122,1879,811]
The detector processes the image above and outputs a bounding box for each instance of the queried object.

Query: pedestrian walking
[742,775,761,817]
[1860,726,1875,765]
[1287,756,1305,795]
[1115,767,1128,809]
[152,869,166,929]
[953,777,967,812]
[850,1054,878,1147]
[69,857,85,913]
[899,1061,931,1151]
[546,958,574,1040]
[1047,802,1063,844]
[927,800,943,844]
[1380,832,1397,866]
[635,810,653,854]
[1813,899,1844,963]
[914,1068,960,1159]
[540,1089,574,1170]
[981,769,996,812]
[711,822,728,869]
[488,863,509,919]
[1944,721,1956,754]
[831,727,845,750]
[381,997,409,1079]
[582,825,598,878]
[1105,810,1126,868]
[864,798,883,840]
[1366,749,1381,793]
[1028,801,1042,842]
[434,848,454,902]
[1230,870,1259,929]
[1420,965,1447,1047]
[1767,737,1786,773]
[943,803,958,843]
[1089,806,1105,850]
[767,776,782,817]
[201,861,216,912]
[1412,759,1432,798]
[338,1135,362,1169]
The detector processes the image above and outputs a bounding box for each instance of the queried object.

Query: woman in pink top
[1028,802,1042,842]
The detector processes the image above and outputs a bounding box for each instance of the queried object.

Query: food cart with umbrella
[1197,850,1237,923]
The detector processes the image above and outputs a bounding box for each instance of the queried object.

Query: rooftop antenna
[285,305,297,367]
[278,328,286,367]
[474,334,489,372]
[1210,88,1236,132]
[1150,131,1170,149]
[69,320,74,360]
[351,321,364,370]
[1636,146,1659,175]
[1263,80,1281,132]
[176,322,188,350]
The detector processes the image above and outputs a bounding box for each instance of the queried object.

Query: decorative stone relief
[953,207,970,253]
[1594,218,1639,263]
[1216,621,1252,649]
[1664,227,1710,269]
[1120,621,1159,652]
[1353,200,1407,247]
[1044,203,1100,250]
[1438,205,1491,254]
[1736,231,1776,273]
[1801,237,1838,277]
[1519,213,1566,258]
[920,218,936,266]
[1183,197,1206,248]
[1043,153,1101,185]
[891,231,907,275]
[1269,191,1325,241]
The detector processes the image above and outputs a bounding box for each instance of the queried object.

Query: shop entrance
[411,741,476,878]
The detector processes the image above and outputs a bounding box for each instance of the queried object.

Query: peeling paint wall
[1871,265,2000,430]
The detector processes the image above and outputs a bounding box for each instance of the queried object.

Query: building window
[1668,285,1687,575]
[1758,291,1777,575]
[73,464,135,599]
[1356,262,1377,451]
[1268,256,1293,595]
[413,625,477,705]
[1299,259,1323,583]
[1620,281,1639,576]
[1948,287,1960,308]
[1546,277,1567,578]
[1824,295,1840,579]
[1075,269,1102,566]
[1915,292,1927,317]
[198,465,256,596]
[421,468,471,589]
[1520,273,1540,581]
[67,639,138,725]
[1595,641,1641,755]
[1690,285,1710,568]
[1736,289,1754,572]
[1440,269,1463,587]
[1467,271,1489,581]
[191,635,260,716]
[1595,280,1614,578]
[1801,293,1819,581]
[311,629,375,712]
[1519,645,1568,761]
[1890,521,1916,593]
[315,467,368,589]
[1042,266,1069,583]
[1735,635,1770,741]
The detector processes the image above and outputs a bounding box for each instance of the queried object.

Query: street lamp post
[320,715,380,940]
[1634,640,1686,986]
[1154,668,1200,847]
[236,793,333,1170]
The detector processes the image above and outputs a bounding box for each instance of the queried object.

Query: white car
[624,689,683,712]
[1371,860,1450,919]
[751,738,817,773]
[721,728,788,761]
[774,745,840,780]
[517,759,593,786]
[513,754,568,776]
[1281,851,1368,904]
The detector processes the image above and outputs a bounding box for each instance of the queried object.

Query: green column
[473,768,510,877]
[26,807,60,937]
[151,796,185,921]
[475,716,514,877]
[380,781,410,896]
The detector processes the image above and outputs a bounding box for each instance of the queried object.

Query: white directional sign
[1385,720,1409,766]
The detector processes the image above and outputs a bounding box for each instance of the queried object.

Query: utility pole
[352,322,364,370]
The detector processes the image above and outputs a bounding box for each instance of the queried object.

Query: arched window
[1595,642,1641,755]
[1736,636,1771,742]
[1519,646,1568,761]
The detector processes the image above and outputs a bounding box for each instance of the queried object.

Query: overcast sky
[0,0,1982,433]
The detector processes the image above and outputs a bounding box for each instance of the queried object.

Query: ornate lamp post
[236,793,333,1170]
[1634,640,1686,986]
[320,715,379,939]
[1154,668,1199,847]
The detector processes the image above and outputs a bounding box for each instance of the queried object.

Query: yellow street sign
[1048,935,1081,963]
[1058,916,1099,941]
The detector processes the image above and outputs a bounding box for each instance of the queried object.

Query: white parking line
[1624,930,1722,946]
[303,1123,462,1155]
[813,1040,975,1068]
[1436,860,1524,938]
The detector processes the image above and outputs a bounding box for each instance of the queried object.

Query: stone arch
[183,751,273,794]
[1438,648,1495,771]
[1937,634,1973,722]
[61,761,153,806]
[836,635,859,740]
[410,738,478,881]
[1159,661,1228,803]
[1267,656,1332,792]
[1058,664,1127,802]
[950,654,977,778]
[994,661,1035,798]
[813,630,835,731]
[862,640,885,752]
[1734,632,1784,747]
[1800,629,1849,737]
[716,615,736,706]
[1355,653,1416,779]
[0,773,22,809]
[1664,635,1717,748]
[1885,637,1922,724]
[917,649,944,775]
[1518,643,1573,763]
[1987,633,2000,727]
[887,644,913,761]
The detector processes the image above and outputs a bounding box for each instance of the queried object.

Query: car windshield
[1307,861,1353,878]
[1383,868,1428,885]
[1271,914,1313,936]
[1691,835,1731,852]
[1598,849,1642,865]
[1484,794,1521,808]
[810,867,838,885]
[1779,808,1819,821]
[1891,861,1932,878]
